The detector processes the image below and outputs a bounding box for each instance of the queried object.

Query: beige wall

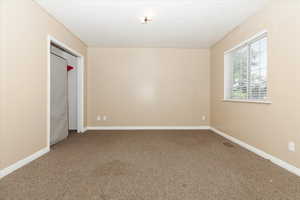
[210,0,300,168]
[0,0,87,169]
[87,48,210,126]
[0,0,5,169]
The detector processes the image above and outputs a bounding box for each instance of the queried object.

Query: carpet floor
[0,130,299,200]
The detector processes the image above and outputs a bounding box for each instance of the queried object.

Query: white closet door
[50,53,68,145]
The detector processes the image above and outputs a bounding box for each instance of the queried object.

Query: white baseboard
[0,147,50,179]
[80,127,88,133]
[86,126,210,131]
[210,127,300,177]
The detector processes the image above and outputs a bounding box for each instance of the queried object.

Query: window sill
[223,99,272,104]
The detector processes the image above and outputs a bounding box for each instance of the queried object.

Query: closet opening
[47,36,85,148]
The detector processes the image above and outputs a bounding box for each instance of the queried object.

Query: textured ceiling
[36,0,270,48]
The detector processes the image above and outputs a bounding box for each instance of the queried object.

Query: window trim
[224,30,268,54]
[222,99,272,104]
[224,30,270,104]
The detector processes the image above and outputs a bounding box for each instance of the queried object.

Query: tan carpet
[0,130,299,200]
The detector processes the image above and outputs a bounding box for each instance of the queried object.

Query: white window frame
[223,30,271,104]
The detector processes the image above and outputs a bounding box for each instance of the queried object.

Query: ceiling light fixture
[141,16,152,24]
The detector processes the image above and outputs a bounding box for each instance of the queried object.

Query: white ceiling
[36,0,270,48]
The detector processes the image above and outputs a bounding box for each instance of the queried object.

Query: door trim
[47,35,85,150]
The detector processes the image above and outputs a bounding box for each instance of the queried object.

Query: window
[224,31,268,102]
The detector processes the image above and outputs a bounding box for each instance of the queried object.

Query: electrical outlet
[288,142,296,152]
[202,115,206,121]
[103,116,107,121]
[97,115,101,121]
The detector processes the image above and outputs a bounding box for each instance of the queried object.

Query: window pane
[248,37,267,100]
[231,46,248,99]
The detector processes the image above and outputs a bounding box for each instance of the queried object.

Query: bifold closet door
[50,53,68,145]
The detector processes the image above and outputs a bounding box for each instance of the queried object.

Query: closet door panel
[50,53,68,145]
